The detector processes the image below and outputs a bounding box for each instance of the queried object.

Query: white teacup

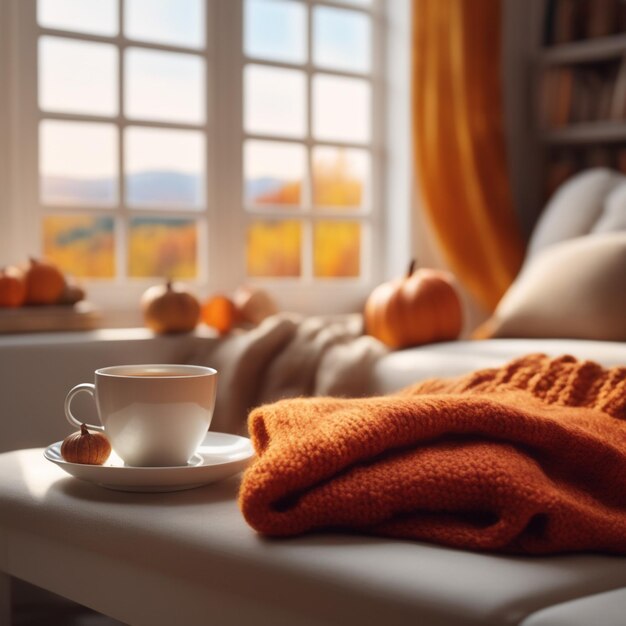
[64,364,217,467]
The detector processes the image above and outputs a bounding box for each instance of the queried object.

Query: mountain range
[41,171,286,206]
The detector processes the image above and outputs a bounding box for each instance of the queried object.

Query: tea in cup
[64,364,217,467]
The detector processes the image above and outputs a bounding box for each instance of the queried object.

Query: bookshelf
[537,0,626,197]
[503,0,626,237]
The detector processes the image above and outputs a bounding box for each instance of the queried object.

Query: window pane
[245,0,306,64]
[125,48,205,124]
[40,120,118,206]
[38,0,118,36]
[312,147,369,209]
[245,140,305,207]
[39,37,118,117]
[125,127,205,209]
[335,0,371,5]
[313,75,371,143]
[125,0,205,49]
[128,217,197,278]
[247,220,301,277]
[314,221,360,277]
[43,215,115,278]
[313,7,371,73]
[245,65,306,138]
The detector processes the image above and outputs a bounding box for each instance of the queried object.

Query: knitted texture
[239,354,626,554]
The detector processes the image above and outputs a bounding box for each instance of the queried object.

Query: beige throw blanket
[188,313,387,435]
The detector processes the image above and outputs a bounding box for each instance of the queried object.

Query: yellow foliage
[42,150,365,282]
[247,221,301,277]
[246,149,364,279]
[314,222,360,278]
[253,148,364,209]
[255,181,301,205]
[312,150,363,208]
[42,216,198,280]
[43,215,115,278]
[128,221,197,279]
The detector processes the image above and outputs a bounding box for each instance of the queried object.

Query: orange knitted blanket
[239,354,626,554]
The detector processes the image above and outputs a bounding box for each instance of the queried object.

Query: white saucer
[44,432,254,493]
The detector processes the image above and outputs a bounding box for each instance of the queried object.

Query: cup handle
[64,383,104,432]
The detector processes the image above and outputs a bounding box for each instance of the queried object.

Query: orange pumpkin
[201,294,237,335]
[364,260,463,349]
[0,266,27,308]
[141,280,201,334]
[57,282,86,306]
[233,286,278,326]
[23,257,66,305]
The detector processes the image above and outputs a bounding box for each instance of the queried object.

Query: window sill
[0,325,221,348]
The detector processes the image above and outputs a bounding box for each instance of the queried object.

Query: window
[1,0,411,315]
[243,0,376,281]
[37,0,208,282]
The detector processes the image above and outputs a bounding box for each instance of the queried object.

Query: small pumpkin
[57,282,86,306]
[233,286,278,326]
[0,266,27,308]
[201,294,237,335]
[23,257,66,305]
[141,280,201,334]
[61,424,112,465]
[364,260,463,349]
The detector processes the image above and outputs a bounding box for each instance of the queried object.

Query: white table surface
[1,448,626,626]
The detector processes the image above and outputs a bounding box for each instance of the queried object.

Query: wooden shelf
[0,302,101,334]
[539,34,626,65]
[542,122,626,145]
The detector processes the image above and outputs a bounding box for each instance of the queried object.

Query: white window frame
[5,0,217,309]
[0,0,413,321]
[238,0,383,304]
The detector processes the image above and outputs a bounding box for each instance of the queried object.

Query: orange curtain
[413,0,525,311]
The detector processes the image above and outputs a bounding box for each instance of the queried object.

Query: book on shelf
[610,56,626,120]
[539,59,626,129]
[569,71,593,123]
[540,68,573,128]
[539,68,571,128]
[551,0,579,44]
[617,147,626,173]
[585,0,620,39]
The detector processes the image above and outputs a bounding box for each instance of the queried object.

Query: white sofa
[1,329,625,626]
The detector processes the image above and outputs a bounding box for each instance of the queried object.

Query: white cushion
[593,182,626,234]
[528,168,624,257]
[482,233,626,341]
[369,337,626,394]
